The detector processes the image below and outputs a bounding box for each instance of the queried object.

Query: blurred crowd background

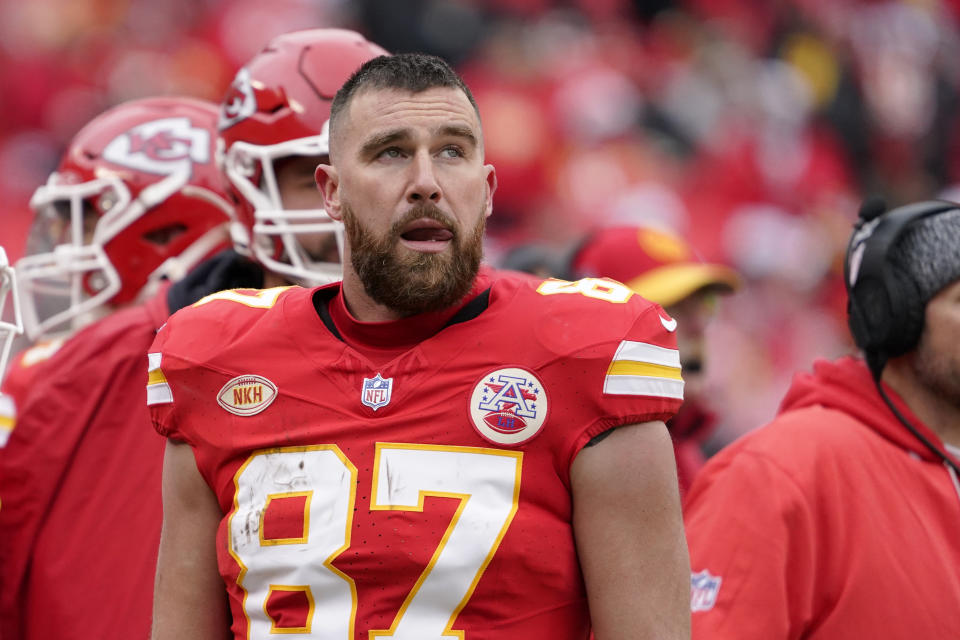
[2,0,959,448]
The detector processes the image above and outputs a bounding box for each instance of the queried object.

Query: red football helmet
[17,97,234,339]
[218,28,388,285]
[0,247,24,384]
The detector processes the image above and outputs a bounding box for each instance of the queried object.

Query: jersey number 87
[229,443,522,639]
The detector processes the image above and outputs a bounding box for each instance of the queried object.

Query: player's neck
[262,271,287,289]
[339,274,407,323]
[884,360,960,448]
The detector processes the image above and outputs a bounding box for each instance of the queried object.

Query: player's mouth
[399,218,454,253]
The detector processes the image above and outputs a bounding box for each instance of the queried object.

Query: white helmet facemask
[16,165,203,340]
[17,174,129,339]
[222,128,345,287]
[0,247,25,383]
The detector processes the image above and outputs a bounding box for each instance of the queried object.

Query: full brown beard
[341,201,485,317]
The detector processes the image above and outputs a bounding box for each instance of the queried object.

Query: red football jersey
[148,272,684,640]
[0,337,66,446]
[0,291,169,640]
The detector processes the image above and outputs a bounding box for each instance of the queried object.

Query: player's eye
[439,146,464,159]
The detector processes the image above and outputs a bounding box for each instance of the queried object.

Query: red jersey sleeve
[146,321,178,440]
[553,300,685,469]
[0,304,164,640]
[0,338,66,445]
[684,445,816,639]
[147,286,296,443]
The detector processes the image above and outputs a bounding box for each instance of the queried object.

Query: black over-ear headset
[845,198,958,379]
[844,197,960,474]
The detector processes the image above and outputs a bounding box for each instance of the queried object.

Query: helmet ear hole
[142,224,187,247]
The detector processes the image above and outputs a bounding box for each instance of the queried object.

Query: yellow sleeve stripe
[0,415,14,432]
[146,352,173,406]
[604,340,685,399]
[606,360,683,380]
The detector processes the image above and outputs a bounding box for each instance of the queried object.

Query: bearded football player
[149,53,690,640]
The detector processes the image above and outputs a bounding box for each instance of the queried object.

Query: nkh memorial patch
[217,375,278,416]
[361,373,393,411]
[690,570,722,612]
[469,367,548,446]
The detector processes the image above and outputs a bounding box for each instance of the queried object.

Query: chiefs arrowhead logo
[102,117,210,176]
[219,67,257,130]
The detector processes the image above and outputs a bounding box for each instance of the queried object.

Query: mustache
[391,203,456,237]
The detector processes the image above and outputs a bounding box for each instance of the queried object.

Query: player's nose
[406,151,441,203]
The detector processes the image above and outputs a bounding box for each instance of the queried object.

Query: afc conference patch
[361,373,393,411]
[469,367,548,446]
[690,569,722,612]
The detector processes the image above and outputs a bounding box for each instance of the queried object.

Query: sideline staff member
[685,199,960,639]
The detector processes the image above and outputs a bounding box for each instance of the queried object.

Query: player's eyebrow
[359,124,479,158]
[437,124,478,149]
[359,129,411,158]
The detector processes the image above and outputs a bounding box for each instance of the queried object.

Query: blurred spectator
[498,242,569,278]
[569,225,740,493]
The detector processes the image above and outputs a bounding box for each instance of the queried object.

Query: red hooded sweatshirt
[684,356,960,640]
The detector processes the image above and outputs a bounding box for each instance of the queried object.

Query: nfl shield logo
[690,570,722,612]
[361,373,393,411]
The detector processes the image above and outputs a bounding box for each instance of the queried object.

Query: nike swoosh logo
[660,315,677,332]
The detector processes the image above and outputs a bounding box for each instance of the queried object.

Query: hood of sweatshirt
[778,355,958,466]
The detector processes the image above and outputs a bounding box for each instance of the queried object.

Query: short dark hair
[328,53,481,156]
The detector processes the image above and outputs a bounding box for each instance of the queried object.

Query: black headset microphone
[844,197,960,476]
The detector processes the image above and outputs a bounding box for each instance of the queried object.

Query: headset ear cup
[849,278,891,353]
[847,295,873,352]
[885,267,925,357]
[845,199,957,365]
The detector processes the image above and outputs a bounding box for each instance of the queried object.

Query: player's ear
[315,164,342,221]
[483,164,496,220]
